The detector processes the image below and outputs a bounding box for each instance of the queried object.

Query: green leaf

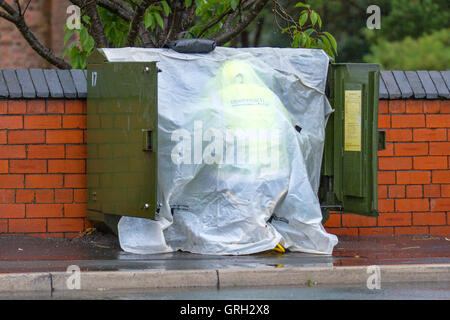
[316,14,322,28]
[161,1,171,16]
[292,33,301,48]
[295,2,310,9]
[154,12,164,29]
[320,35,335,59]
[310,11,318,26]
[82,15,90,24]
[79,27,90,49]
[304,35,311,48]
[85,35,95,53]
[281,25,296,34]
[320,35,331,50]
[299,32,307,47]
[185,0,192,8]
[316,38,324,50]
[64,29,75,46]
[63,40,76,58]
[323,31,337,53]
[304,28,315,36]
[298,11,308,27]
[230,0,239,11]
[68,45,81,68]
[144,12,155,30]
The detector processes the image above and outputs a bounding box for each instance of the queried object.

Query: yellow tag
[344,90,362,151]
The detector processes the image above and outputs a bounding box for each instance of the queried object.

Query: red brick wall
[0,99,89,238]
[0,98,449,238]
[0,0,71,69]
[324,99,450,237]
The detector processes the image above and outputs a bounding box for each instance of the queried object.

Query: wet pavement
[0,233,449,274]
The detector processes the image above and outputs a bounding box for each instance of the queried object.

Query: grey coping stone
[440,70,450,90]
[392,70,413,99]
[56,69,77,99]
[2,69,22,98]
[417,70,438,99]
[380,70,401,99]
[0,68,448,101]
[0,71,9,98]
[70,69,87,98]
[43,69,64,98]
[29,69,50,98]
[379,76,389,99]
[429,71,450,99]
[16,69,36,99]
[404,71,426,99]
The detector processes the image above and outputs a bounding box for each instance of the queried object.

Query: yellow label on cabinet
[344,90,362,151]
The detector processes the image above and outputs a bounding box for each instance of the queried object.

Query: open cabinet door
[321,63,380,219]
[87,50,158,231]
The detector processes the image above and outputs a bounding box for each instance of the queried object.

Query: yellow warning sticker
[344,90,362,151]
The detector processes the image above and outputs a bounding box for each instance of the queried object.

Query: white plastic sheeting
[101,47,338,255]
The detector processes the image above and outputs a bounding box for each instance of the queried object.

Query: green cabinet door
[321,63,380,218]
[87,53,158,223]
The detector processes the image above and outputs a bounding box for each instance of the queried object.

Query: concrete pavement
[0,264,449,293]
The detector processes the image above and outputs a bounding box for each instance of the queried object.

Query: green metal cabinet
[320,63,381,221]
[86,50,380,231]
[86,50,158,232]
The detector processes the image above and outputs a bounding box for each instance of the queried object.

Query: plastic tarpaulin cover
[100,47,338,255]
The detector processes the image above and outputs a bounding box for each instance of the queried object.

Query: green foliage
[62,0,338,68]
[283,2,337,60]
[363,0,449,67]
[99,7,130,47]
[364,28,450,70]
[189,0,241,38]
[375,0,450,42]
[63,16,95,69]
[63,0,259,68]
[144,2,168,31]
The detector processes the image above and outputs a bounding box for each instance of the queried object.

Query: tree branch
[13,0,21,14]
[83,0,108,47]
[126,0,156,46]
[167,2,197,41]
[213,0,269,45]
[0,0,71,69]
[152,1,197,47]
[97,0,134,21]
[0,0,16,16]
[0,9,15,23]
[197,7,233,38]
[253,16,264,46]
[139,23,155,47]
[100,0,155,47]
[22,0,32,16]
